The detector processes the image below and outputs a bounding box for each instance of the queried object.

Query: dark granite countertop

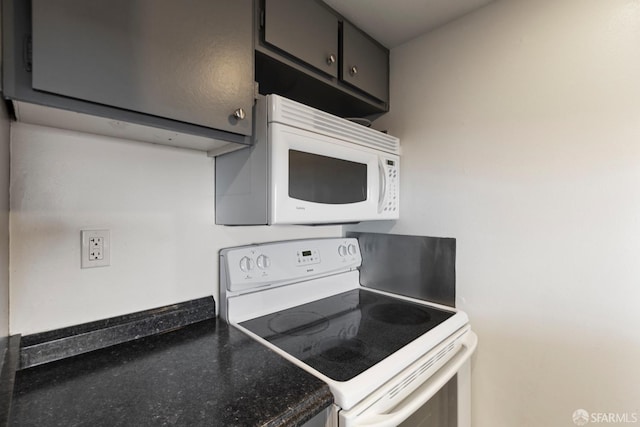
[8,319,333,427]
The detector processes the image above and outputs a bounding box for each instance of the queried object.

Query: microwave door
[288,150,367,205]
[269,123,380,224]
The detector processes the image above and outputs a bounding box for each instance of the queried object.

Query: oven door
[269,122,388,224]
[338,328,477,427]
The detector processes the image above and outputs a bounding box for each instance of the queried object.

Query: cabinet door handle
[349,65,358,76]
[326,54,336,65]
[233,108,246,120]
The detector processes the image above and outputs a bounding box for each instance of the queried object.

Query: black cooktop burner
[369,303,431,325]
[240,289,455,382]
[317,338,370,362]
[268,312,329,336]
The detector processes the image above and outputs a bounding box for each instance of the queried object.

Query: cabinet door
[341,22,389,103]
[264,0,339,78]
[31,0,254,136]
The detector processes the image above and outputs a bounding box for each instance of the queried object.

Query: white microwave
[215,95,400,225]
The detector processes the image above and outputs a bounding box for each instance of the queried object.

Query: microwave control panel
[380,157,399,217]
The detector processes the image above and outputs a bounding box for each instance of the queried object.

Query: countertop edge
[0,335,21,427]
[265,386,334,427]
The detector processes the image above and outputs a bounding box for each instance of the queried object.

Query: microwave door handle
[378,159,387,212]
[355,331,478,427]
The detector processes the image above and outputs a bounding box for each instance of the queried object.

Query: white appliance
[220,237,477,426]
[215,95,400,225]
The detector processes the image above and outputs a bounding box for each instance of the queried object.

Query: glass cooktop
[239,289,454,382]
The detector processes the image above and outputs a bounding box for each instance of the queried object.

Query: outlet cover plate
[81,229,110,268]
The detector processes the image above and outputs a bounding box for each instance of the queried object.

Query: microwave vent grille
[271,96,400,155]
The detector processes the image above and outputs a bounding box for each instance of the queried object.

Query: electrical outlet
[88,236,104,260]
[81,230,110,268]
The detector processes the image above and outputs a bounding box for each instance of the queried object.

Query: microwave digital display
[302,250,312,257]
[387,160,395,166]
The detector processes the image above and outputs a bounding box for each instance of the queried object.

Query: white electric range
[220,237,477,426]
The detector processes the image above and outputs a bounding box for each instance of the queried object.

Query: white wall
[10,123,341,335]
[350,0,640,425]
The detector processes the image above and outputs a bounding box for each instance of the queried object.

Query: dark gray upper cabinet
[30,0,254,137]
[264,0,338,78]
[256,0,389,118]
[2,0,254,152]
[341,22,389,103]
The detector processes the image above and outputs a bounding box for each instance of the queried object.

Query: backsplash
[19,297,216,369]
[348,232,456,307]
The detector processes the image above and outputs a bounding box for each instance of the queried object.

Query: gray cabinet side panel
[31,0,254,136]
[264,0,338,78]
[215,97,268,225]
[0,84,9,378]
[341,22,389,103]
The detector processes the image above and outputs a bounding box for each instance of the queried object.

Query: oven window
[288,150,367,204]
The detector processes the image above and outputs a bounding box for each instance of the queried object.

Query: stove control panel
[221,238,362,293]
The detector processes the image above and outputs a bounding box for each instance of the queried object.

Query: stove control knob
[338,245,347,257]
[348,244,357,255]
[239,256,254,272]
[256,254,271,269]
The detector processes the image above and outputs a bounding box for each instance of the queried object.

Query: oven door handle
[357,331,478,427]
